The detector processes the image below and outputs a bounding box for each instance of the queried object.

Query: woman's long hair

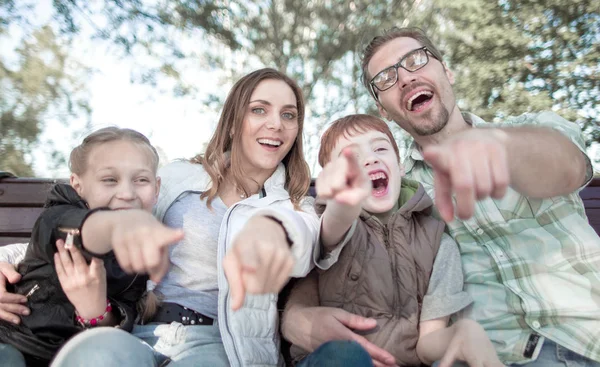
[191,68,311,209]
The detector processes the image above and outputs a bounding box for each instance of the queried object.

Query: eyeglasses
[369,47,436,97]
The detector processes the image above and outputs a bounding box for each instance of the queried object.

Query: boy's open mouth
[369,170,389,197]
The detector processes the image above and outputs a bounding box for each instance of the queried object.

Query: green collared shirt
[404,111,599,364]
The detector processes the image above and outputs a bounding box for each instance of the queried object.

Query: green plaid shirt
[404,111,599,364]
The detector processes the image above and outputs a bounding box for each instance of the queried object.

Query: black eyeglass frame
[369,46,438,99]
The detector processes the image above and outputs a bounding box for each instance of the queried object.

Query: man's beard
[411,102,450,136]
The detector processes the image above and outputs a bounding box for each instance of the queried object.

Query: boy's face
[330,130,403,216]
[70,140,160,212]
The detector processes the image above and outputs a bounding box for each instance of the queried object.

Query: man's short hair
[361,27,444,100]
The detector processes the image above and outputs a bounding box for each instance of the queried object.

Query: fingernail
[13,319,19,324]
[22,310,30,315]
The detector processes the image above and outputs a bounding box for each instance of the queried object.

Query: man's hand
[110,210,184,283]
[439,319,504,367]
[223,216,295,311]
[316,148,371,207]
[0,261,29,324]
[283,305,397,367]
[55,239,108,321]
[423,129,510,222]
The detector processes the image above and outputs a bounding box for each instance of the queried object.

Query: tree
[0,23,90,175]
[433,0,599,146]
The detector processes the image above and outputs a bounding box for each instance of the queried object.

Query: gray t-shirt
[156,192,226,318]
[420,233,473,321]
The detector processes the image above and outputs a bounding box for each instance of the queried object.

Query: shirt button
[532,321,541,329]
[350,274,359,281]
[476,228,484,235]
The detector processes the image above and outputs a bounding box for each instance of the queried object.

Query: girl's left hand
[223,216,294,311]
[54,239,108,320]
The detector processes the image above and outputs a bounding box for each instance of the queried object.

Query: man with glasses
[282,27,599,367]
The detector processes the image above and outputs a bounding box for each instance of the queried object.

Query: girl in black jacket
[0,127,161,366]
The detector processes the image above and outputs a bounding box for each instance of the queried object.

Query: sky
[7,1,600,178]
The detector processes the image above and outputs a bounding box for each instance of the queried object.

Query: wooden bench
[1,173,600,246]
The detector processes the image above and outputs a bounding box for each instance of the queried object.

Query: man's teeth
[369,172,387,181]
[258,139,282,147]
[406,90,433,110]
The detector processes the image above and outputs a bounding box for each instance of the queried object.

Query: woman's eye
[252,107,266,114]
[136,178,150,183]
[282,112,296,120]
[102,178,117,183]
[375,147,388,152]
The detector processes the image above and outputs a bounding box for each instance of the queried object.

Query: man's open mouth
[406,90,434,112]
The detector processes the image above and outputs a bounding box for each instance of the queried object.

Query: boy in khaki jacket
[290,114,500,367]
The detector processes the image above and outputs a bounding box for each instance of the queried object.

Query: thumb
[438,342,459,367]
[335,309,378,331]
[149,249,170,284]
[223,250,246,311]
[158,228,185,248]
[0,264,21,285]
[422,146,450,173]
[89,257,104,276]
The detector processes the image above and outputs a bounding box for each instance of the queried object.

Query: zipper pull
[26,284,40,298]
[58,228,80,250]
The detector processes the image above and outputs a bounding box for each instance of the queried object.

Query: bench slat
[0,181,56,206]
[0,207,44,234]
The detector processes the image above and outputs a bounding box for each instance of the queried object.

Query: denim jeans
[297,340,373,367]
[432,339,600,367]
[51,321,228,367]
[0,343,26,367]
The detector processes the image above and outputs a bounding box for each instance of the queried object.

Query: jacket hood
[45,184,88,209]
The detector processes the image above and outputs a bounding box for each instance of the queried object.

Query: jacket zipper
[383,223,401,318]
[57,227,80,249]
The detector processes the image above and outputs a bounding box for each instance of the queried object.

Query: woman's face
[237,79,299,178]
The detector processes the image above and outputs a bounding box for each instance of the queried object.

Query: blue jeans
[432,340,600,367]
[51,321,228,366]
[0,343,26,367]
[297,341,373,367]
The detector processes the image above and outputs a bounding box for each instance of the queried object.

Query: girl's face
[237,79,299,179]
[70,140,160,211]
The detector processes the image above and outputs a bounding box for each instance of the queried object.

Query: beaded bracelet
[75,300,112,327]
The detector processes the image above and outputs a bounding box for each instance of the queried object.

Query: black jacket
[0,184,148,366]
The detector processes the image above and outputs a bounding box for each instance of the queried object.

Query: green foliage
[0,23,90,175]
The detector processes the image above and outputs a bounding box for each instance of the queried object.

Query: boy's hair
[361,27,444,100]
[69,127,159,175]
[318,114,400,167]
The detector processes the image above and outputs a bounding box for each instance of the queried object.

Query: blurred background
[1,0,599,178]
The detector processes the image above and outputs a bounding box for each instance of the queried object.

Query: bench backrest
[1,176,600,246]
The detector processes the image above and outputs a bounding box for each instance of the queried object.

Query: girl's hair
[191,68,311,208]
[318,114,400,167]
[137,290,162,324]
[69,127,160,175]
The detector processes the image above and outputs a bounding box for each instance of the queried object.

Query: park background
[1,0,599,178]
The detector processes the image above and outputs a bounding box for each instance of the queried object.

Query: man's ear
[377,102,390,121]
[443,62,455,85]
[70,173,84,196]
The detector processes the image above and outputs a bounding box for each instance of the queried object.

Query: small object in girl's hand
[25,284,40,298]
[58,227,80,250]
[65,232,74,250]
